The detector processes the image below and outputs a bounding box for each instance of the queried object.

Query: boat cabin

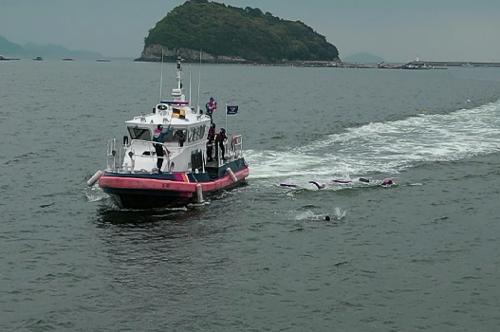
[119,100,210,173]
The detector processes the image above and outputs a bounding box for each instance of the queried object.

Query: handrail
[230,134,243,158]
[109,134,244,172]
[108,138,172,172]
[207,134,244,167]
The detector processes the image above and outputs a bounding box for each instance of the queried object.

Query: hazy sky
[1,0,500,61]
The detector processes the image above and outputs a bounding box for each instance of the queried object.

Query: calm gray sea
[1,60,500,331]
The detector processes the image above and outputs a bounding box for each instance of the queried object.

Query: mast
[176,56,182,91]
[171,55,185,102]
[196,50,202,112]
[189,69,192,106]
[159,48,164,102]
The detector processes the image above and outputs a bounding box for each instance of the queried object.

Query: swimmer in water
[381,178,394,186]
[309,181,325,189]
[280,177,395,190]
[332,177,395,187]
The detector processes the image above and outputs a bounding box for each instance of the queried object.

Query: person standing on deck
[205,97,217,123]
[153,125,169,173]
[215,128,228,161]
[206,123,216,162]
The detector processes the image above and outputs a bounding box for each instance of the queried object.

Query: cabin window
[164,129,187,143]
[127,127,152,140]
[188,125,206,142]
[159,125,206,144]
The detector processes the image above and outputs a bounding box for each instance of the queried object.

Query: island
[0,34,102,60]
[136,0,340,64]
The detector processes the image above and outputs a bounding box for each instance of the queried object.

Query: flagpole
[225,103,228,134]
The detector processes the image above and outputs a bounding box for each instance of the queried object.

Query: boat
[402,58,432,70]
[33,56,43,61]
[88,57,249,208]
[0,55,20,61]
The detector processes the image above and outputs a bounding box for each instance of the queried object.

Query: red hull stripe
[99,167,249,193]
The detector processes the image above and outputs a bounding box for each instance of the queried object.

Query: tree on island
[140,0,339,63]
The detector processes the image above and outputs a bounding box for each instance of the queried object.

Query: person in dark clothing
[215,128,228,161]
[153,125,168,173]
[174,130,186,147]
[206,123,216,162]
[207,123,216,140]
[155,143,165,172]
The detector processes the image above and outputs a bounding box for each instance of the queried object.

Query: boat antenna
[159,48,164,102]
[189,67,192,106]
[175,54,183,91]
[196,49,202,112]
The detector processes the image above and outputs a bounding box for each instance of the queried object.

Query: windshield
[127,127,151,140]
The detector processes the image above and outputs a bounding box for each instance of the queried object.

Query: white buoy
[196,184,204,203]
[87,170,103,187]
[227,167,238,183]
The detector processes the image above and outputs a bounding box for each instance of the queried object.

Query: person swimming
[280,177,395,190]
[381,178,394,186]
[332,177,395,187]
[308,181,325,189]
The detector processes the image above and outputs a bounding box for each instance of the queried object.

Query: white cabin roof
[126,57,211,129]
[126,104,210,128]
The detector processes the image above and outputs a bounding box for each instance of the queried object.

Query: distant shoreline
[3,56,500,69]
[134,56,340,66]
[133,57,500,69]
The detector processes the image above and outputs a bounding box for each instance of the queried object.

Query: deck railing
[212,134,244,167]
[231,135,243,158]
[106,139,171,173]
[107,134,243,172]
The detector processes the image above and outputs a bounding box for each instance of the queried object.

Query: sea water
[1,60,500,331]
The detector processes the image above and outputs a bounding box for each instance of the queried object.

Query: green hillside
[142,0,339,63]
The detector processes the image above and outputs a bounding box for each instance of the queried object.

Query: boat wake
[279,177,395,192]
[85,185,108,202]
[295,207,347,221]
[247,100,500,181]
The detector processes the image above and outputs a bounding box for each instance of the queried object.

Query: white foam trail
[295,210,317,221]
[247,100,500,180]
[85,185,108,202]
[333,207,347,221]
[294,208,347,221]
